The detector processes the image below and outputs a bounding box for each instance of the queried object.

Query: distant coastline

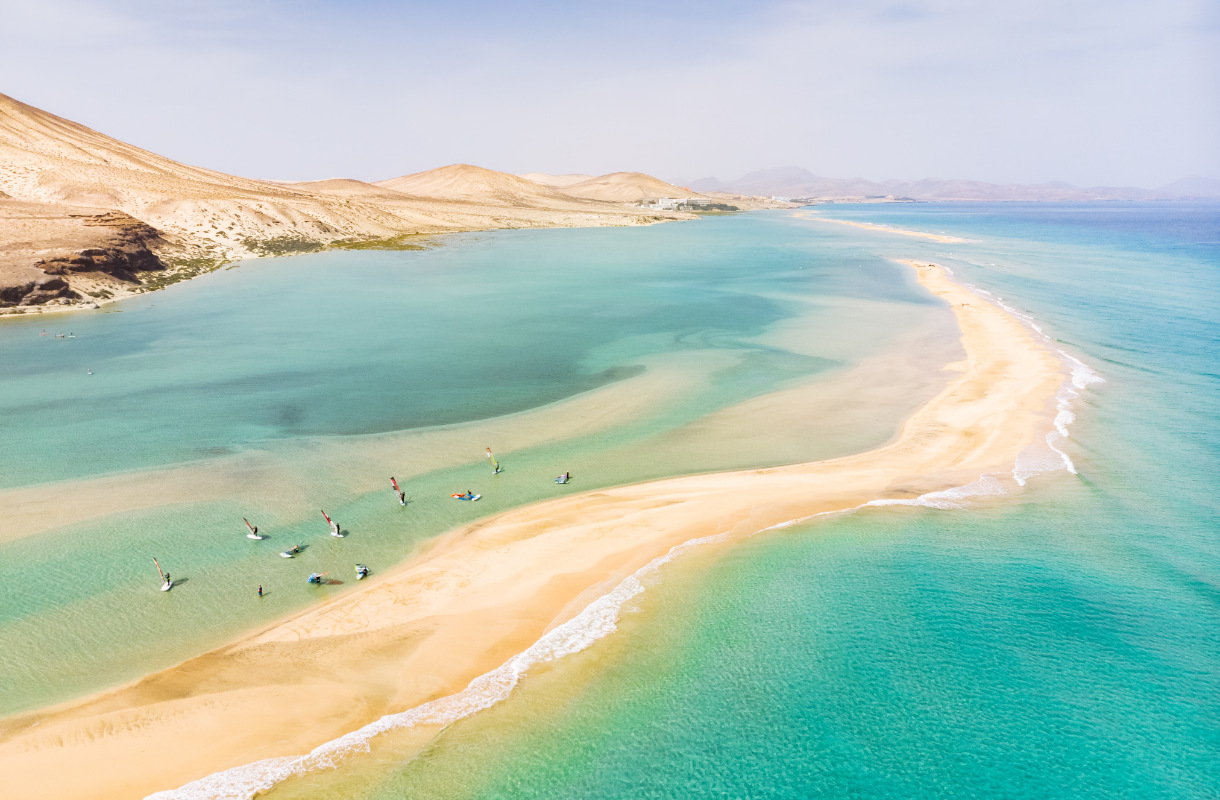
[682,166,1220,204]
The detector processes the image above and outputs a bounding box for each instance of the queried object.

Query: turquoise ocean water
[5,204,1218,798]
[257,204,1219,800]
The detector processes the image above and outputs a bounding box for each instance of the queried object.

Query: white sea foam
[865,475,1008,510]
[150,473,1016,799]
[965,287,1104,485]
[148,467,1044,798]
[148,532,731,800]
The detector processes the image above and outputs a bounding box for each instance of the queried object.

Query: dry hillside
[560,172,702,203]
[0,92,692,311]
[518,172,595,188]
[376,164,608,209]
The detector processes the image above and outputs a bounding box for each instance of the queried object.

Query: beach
[798,211,972,243]
[0,259,1067,799]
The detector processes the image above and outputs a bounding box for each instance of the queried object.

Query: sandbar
[0,260,1066,799]
[797,211,971,243]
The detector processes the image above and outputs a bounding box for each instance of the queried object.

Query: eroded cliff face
[0,200,168,308]
[35,212,165,280]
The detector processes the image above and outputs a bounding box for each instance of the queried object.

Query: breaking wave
[959,281,1104,485]
[147,471,1023,799]
[866,475,1008,510]
[148,532,731,800]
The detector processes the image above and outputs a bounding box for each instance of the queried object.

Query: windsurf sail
[485,447,500,473]
[152,557,166,583]
[244,518,257,534]
[391,477,401,493]
[321,509,333,525]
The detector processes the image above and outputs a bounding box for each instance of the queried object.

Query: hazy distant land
[680,165,1220,203]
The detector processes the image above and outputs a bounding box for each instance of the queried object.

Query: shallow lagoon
[0,212,957,714]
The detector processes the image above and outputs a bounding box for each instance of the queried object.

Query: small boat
[153,557,172,592]
[355,564,370,580]
[244,518,265,540]
[450,492,481,501]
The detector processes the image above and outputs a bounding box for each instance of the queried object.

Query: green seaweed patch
[330,233,438,252]
[140,254,228,291]
[240,237,326,257]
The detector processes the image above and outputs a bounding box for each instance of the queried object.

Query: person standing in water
[257,585,263,598]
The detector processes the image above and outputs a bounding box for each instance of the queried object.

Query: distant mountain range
[677,166,1220,202]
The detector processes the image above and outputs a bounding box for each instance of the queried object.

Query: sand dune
[0,93,692,309]
[286,178,417,201]
[560,171,701,202]
[376,164,601,208]
[519,172,595,188]
[0,260,1067,800]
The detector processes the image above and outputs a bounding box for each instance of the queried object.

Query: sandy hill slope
[287,178,424,202]
[0,92,688,309]
[560,172,701,202]
[518,173,595,188]
[376,164,595,208]
[0,92,451,258]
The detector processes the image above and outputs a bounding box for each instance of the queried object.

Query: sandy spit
[0,261,1066,799]
[797,210,972,243]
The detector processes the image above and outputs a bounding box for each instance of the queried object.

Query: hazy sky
[2,0,1216,187]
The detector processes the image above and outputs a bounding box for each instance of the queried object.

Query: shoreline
[0,213,695,321]
[796,210,972,243]
[0,260,1069,799]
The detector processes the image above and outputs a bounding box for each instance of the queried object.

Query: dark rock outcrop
[0,202,170,307]
[34,212,165,283]
[0,275,77,306]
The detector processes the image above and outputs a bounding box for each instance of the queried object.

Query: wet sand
[0,261,1066,799]
[798,211,971,243]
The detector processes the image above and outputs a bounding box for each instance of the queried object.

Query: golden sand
[797,211,972,243]
[0,261,1065,799]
